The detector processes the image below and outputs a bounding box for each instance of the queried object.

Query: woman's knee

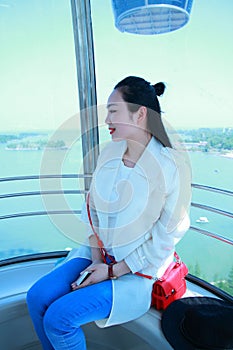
[26,280,44,312]
[26,275,54,316]
[43,301,67,336]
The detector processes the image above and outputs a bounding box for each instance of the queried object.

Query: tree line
[179,127,233,151]
[188,262,233,296]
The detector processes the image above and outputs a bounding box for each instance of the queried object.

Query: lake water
[0,142,232,284]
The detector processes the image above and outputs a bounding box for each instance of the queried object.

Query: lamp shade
[111,0,194,35]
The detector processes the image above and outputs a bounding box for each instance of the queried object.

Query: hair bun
[153,82,166,96]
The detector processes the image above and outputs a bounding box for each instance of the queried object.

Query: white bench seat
[0,258,218,350]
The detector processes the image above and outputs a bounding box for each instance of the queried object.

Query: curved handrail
[0,190,85,200]
[0,251,68,268]
[189,183,233,246]
[1,176,231,196]
[191,183,233,196]
[191,202,233,219]
[189,225,233,246]
[0,210,82,220]
[0,177,232,246]
[0,174,86,220]
[186,274,233,304]
[0,174,92,182]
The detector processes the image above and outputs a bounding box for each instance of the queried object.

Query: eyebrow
[106,103,118,109]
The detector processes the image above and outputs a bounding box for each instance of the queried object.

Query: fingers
[70,263,108,290]
[71,274,92,290]
[76,277,91,289]
[71,270,92,290]
[71,282,78,290]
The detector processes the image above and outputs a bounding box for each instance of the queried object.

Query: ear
[136,106,147,125]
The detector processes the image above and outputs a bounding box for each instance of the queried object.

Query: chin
[112,138,122,142]
[111,135,124,142]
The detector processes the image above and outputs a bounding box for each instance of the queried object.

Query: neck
[123,133,152,166]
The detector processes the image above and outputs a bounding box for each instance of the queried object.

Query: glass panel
[0,0,83,260]
[183,185,233,296]
[177,229,233,296]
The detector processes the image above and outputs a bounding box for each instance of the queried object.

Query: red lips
[109,128,116,135]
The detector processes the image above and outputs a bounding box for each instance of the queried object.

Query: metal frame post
[70,0,99,192]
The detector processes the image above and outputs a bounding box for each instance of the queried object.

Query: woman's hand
[71,262,108,290]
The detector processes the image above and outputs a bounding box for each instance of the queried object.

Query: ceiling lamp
[111,0,194,35]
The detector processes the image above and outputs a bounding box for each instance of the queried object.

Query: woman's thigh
[27,257,91,311]
[44,279,113,333]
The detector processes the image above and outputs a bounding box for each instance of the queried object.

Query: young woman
[27,76,191,350]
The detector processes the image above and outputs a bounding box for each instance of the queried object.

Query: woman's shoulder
[149,137,175,166]
[159,141,189,168]
[149,138,190,179]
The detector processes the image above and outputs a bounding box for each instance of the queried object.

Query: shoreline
[5,146,69,151]
[2,145,233,157]
[220,152,233,159]
[187,149,233,159]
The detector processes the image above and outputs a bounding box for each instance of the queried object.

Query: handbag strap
[157,252,181,281]
[86,193,116,264]
[135,253,181,281]
[86,193,180,279]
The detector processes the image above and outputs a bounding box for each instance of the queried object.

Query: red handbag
[150,252,188,310]
[86,194,188,310]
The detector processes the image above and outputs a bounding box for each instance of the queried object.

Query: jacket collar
[92,137,166,212]
[97,137,166,171]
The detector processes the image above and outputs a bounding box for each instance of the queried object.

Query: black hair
[114,76,172,148]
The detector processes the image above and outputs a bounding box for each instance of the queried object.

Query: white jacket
[68,137,191,327]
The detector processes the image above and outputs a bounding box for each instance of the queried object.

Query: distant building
[182,141,208,150]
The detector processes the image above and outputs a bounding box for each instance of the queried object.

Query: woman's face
[105,89,138,141]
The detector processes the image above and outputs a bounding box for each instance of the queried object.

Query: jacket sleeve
[124,165,191,274]
[124,212,190,274]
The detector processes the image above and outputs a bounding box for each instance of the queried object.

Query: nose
[105,112,111,125]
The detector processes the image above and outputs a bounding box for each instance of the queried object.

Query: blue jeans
[26,258,113,350]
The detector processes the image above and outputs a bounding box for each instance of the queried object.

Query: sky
[0,0,232,132]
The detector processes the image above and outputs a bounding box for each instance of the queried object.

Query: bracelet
[108,263,118,280]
